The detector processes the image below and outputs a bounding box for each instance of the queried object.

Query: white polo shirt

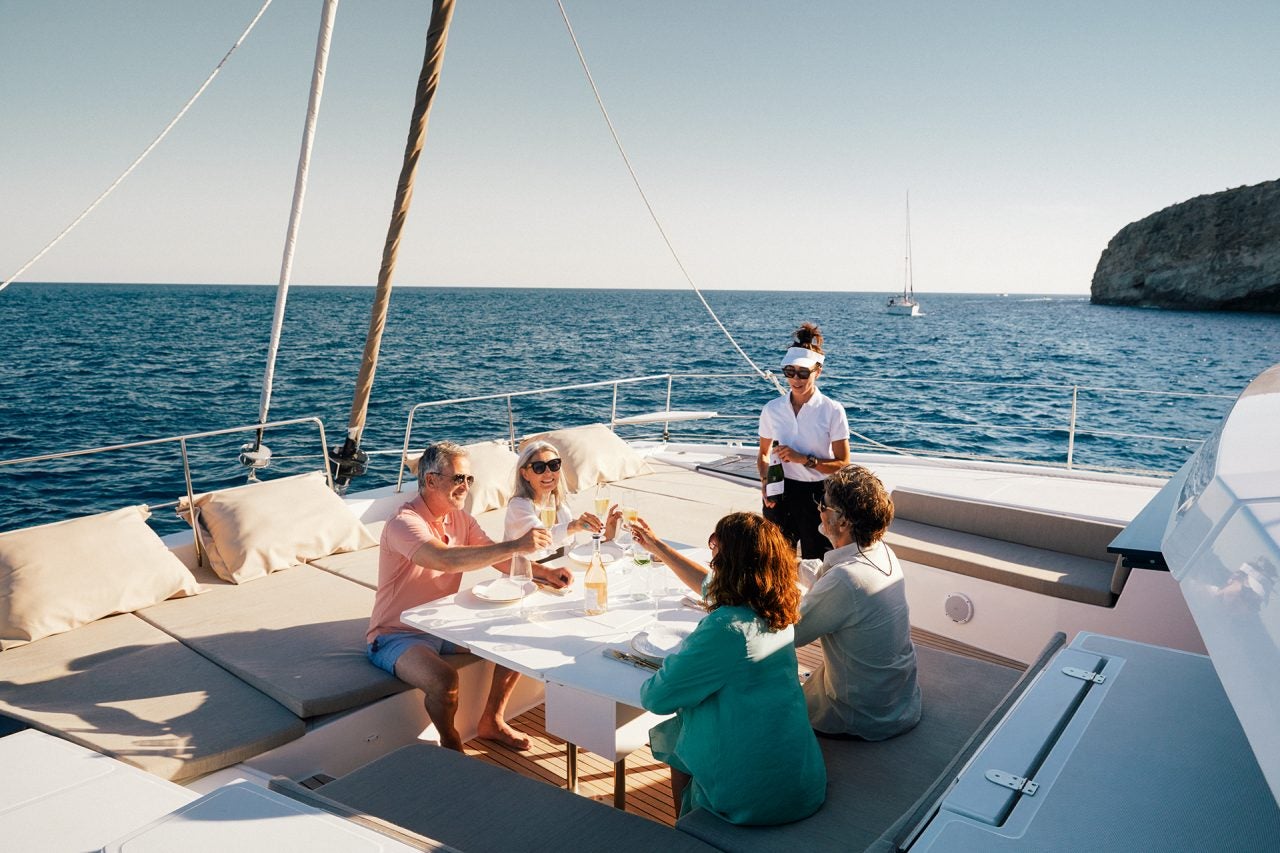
[758,387,850,482]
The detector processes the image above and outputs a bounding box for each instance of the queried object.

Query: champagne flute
[620,505,639,547]
[538,497,559,557]
[594,485,610,527]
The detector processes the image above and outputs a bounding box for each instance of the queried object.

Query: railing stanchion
[610,382,619,430]
[1066,386,1079,469]
[180,437,198,564]
[664,374,674,442]
[507,395,516,450]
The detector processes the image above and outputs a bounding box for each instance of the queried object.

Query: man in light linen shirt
[795,464,921,739]
[366,441,571,751]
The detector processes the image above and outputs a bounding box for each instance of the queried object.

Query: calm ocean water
[1,283,1277,533]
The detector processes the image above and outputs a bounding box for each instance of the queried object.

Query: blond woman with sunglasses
[758,322,851,558]
[504,440,620,552]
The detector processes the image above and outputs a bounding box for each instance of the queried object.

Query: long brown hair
[705,513,801,632]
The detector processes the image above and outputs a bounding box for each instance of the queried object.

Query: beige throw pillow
[520,424,651,493]
[404,441,519,515]
[0,505,200,650]
[185,471,376,584]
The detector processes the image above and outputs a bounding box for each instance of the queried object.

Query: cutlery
[603,648,660,671]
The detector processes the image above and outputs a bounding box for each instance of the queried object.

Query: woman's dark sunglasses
[526,458,563,475]
[782,366,813,379]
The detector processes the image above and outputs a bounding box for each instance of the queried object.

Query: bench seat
[136,563,407,718]
[309,742,719,853]
[676,644,1022,851]
[886,489,1126,607]
[0,613,304,782]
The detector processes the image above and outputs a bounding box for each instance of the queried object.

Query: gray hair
[513,440,566,506]
[823,464,894,548]
[416,441,468,494]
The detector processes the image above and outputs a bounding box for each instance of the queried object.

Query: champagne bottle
[765,440,785,498]
[584,533,609,615]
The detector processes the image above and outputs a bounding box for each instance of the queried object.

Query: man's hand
[534,563,572,588]
[516,526,552,554]
[775,443,805,465]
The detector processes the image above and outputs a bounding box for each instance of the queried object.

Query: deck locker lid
[938,647,1102,826]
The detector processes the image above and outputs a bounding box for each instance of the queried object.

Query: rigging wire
[0,0,275,294]
[553,0,784,396]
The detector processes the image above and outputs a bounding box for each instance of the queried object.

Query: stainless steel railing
[0,417,330,554]
[393,371,1236,481]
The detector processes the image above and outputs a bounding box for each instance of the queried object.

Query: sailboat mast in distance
[887,190,922,317]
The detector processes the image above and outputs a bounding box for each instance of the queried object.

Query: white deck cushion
[520,425,651,493]
[0,506,200,650]
[182,471,376,584]
[0,613,304,781]
[404,441,519,515]
[136,564,407,717]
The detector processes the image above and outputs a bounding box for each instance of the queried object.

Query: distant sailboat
[887,192,922,316]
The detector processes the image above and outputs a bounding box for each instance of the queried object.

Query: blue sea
[2,283,1277,534]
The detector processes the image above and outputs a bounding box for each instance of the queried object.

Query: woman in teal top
[632,512,826,825]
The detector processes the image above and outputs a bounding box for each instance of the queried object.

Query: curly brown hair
[791,322,824,354]
[705,512,801,632]
[824,465,894,548]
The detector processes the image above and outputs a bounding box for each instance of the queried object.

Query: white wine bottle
[584,533,609,615]
[765,440,785,499]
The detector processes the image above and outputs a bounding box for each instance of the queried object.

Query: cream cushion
[184,471,376,584]
[0,506,200,650]
[404,441,519,515]
[520,425,651,493]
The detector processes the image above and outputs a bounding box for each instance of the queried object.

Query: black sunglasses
[782,366,814,380]
[430,471,475,487]
[525,458,563,475]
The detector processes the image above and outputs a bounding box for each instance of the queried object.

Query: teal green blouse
[640,605,826,825]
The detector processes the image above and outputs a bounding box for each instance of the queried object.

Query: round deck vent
[944,593,974,623]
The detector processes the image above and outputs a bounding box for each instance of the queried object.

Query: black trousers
[763,477,831,559]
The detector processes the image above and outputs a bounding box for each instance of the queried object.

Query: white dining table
[400,546,710,807]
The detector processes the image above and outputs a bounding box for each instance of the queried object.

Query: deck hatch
[938,647,1106,826]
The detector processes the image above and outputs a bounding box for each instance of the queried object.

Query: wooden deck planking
[460,633,1022,828]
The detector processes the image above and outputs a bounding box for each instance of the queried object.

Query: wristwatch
[805,454,818,469]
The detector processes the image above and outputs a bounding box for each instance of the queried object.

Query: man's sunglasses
[525,458,563,475]
[813,496,837,514]
[429,471,475,487]
[782,366,813,380]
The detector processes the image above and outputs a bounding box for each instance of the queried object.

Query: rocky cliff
[1091,179,1280,312]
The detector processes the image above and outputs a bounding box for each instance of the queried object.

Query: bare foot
[476,718,532,751]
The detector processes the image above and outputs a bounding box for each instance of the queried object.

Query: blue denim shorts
[366,631,468,675]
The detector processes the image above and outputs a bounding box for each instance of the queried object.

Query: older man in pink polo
[367,441,571,750]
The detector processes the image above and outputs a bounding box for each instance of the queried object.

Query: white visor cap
[781,347,825,369]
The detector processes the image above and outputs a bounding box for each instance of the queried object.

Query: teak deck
[462,630,1024,827]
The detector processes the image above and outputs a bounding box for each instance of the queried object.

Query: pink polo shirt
[366,495,494,644]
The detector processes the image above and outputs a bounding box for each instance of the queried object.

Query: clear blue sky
[2,0,1276,293]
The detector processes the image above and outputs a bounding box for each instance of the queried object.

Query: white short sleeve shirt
[758,388,850,482]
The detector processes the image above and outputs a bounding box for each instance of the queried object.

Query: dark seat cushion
[317,743,719,853]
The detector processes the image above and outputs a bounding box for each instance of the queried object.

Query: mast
[904,191,913,301]
[329,0,457,489]
[247,0,340,470]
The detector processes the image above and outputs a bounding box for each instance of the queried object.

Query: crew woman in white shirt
[758,322,851,558]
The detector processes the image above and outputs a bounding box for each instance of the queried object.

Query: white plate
[631,624,693,659]
[471,578,527,603]
[567,540,624,565]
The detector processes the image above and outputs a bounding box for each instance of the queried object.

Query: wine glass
[593,485,611,531]
[510,554,534,617]
[619,505,639,547]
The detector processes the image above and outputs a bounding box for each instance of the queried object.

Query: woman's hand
[629,516,662,553]
[774,443,806,465]
[570,512,604,535]
[603,505,623,541]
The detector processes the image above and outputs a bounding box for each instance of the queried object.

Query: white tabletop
[401,549,709,707]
